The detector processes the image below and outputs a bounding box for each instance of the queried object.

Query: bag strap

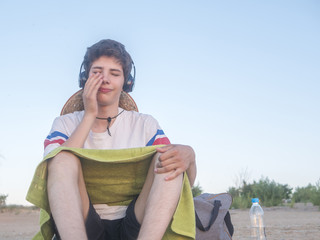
[224,211,234,236]
[195,200,222,231]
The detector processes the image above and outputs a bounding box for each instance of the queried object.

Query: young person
[45,39,196,240]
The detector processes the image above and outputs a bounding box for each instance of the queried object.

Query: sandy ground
[0,208,40,240]
[230,203,320,240]
[0,204,319,240]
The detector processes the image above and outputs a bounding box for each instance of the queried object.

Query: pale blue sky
[0,0,319,205]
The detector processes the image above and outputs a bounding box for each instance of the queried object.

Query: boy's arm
[155,144,197,186]
[61,72,103,148]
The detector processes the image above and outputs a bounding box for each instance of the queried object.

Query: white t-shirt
[44,108,170,156]
[44,108,170,219]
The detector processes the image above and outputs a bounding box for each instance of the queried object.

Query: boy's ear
[79,71,87,88]
[78,62,87,88]
[123,62,136,93]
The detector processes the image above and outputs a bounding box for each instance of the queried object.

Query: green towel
[26,146,195,240]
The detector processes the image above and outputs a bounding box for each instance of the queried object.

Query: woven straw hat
[60,90,138,116]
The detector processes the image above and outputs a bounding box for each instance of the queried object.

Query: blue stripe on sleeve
[46,131,69,140]
[146,129,165,146]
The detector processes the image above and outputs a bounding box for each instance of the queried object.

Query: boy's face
[89,56,125,107]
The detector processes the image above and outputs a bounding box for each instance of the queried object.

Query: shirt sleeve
[145,116,171,146]
[43,117,70,157]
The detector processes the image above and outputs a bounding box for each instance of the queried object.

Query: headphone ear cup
[79,71,87,88]
[123,74,134,93]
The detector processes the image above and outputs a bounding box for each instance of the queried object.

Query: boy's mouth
[98,88,112,93]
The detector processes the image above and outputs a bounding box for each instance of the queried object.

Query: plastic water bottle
[249,198,267,240]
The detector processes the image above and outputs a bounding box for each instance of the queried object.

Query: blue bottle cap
[252,198,259,203]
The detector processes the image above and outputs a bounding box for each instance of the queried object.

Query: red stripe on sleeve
[152,137,171,146]
[44,139,66,148]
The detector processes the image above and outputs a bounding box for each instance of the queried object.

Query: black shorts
[53,198,141,240]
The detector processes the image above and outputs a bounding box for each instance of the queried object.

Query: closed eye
[91,66,103,75]
[110,69,122,77]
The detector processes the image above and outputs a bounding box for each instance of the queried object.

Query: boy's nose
[102,74,110,84]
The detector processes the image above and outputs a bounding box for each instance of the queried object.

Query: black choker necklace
[96,110,125,136]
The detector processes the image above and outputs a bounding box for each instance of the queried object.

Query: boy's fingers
[154,162,184,179]
[156,144,174,153]
[154,161,175,173]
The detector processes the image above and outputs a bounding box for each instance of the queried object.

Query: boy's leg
[47,151,90,239]
[134,153,183,240]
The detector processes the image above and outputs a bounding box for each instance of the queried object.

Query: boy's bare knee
[48,151,81,173]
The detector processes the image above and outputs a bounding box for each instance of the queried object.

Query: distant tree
[192,182,203,197]
[250,177,292,206]
[233,167,251,190]
[0,194,8,207]
[292,179,320,206]
[228,176,293,208]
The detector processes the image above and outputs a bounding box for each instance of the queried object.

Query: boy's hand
[82,73,103,117]
[155,144,195,181]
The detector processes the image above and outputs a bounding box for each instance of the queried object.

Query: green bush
[228,176,320,208]
[251,177,292,207]
[228,177,292,208]
[192,182,203,197]
[231,195,251,209]
[0,194,8,207]
[292,179,320,206]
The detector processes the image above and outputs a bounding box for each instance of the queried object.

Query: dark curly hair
[82,39,133,81]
